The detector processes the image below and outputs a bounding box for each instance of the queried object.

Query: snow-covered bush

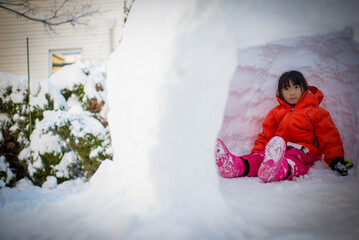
[0,59,112,187]
[0,72,65,144]
[0,71,65,187]
[50,61,109,125]
[19,108,112,186]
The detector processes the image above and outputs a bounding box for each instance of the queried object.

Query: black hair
[277,70,308,101]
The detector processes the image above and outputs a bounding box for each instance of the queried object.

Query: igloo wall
[218,28,359,163]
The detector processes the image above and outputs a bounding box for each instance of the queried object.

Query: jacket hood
[276,86,324,108]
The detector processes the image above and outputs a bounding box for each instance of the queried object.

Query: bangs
[279,78,303,89]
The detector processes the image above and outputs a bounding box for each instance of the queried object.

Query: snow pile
[91,0,237,232]
[218,28,359,163]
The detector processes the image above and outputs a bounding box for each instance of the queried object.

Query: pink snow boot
[215,139,245,178]
[258,136,287,183]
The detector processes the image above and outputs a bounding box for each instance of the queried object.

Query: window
[49,49,82,75]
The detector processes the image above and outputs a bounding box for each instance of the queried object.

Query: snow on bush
[0,71,65,187]
[50,60,109,125]
[0,156,15,186]
[19,107,112,186]
[0,59,112,187]
[0,71,66,144]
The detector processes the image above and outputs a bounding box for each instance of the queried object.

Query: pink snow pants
[238,148,316,180]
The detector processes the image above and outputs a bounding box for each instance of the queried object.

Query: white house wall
[0,0,125,79]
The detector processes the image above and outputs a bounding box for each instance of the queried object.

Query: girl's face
[281,80,303,105]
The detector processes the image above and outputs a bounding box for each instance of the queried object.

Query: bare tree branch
[0,0,99,28]
[123,0,134,23]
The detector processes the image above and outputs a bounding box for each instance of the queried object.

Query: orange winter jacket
[251,86,344,165]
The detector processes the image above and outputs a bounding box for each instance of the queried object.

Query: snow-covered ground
[1,0,359,239]
[1,162,358,240]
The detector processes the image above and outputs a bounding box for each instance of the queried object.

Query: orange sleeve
[313,108,344,164]
[251,109,277,153]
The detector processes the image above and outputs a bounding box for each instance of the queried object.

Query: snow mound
[98,0,237,224]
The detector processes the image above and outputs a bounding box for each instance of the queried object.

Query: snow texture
[1,0,359,239]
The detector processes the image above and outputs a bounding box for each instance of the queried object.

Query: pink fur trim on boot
[258,136,286,183]
[215,139,245,178]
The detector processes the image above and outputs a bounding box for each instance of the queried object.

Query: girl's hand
[329,158,353,176]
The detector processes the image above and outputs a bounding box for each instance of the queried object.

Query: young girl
[216,70,352,182]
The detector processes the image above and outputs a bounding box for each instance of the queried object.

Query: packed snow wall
[218,28,359,163]
[96,0,238,228]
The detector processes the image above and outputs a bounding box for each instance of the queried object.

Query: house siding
[0,0,126,79]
